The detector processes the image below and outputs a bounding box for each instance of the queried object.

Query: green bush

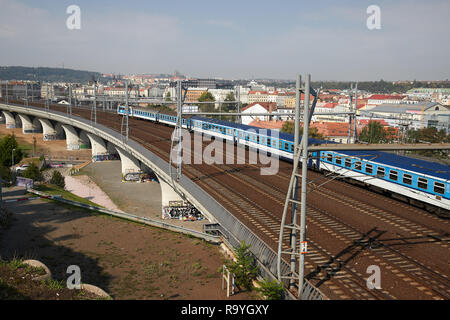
[50,171,65,188]
[255,279,285,300]
[225,242,259,291]
[22,163,42,181]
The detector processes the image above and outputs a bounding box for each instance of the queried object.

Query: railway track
[4,100,449,299]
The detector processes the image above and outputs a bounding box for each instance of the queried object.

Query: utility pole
[298,74,310,296]
[236,86,241,124]
[46,83,49,110]
[348,84,353,143]
[6,81,8,105]
[176,80,183,179]
[354,83,358,142]
[25,83,28,107]
[125,80,129,141]
[288,74,302,289]
[93,82,97,123]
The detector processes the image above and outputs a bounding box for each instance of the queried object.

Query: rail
[0,101,326,300]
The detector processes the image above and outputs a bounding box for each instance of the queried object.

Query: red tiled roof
[310,122,350,137]
[368,94,405,100]
[249,119,285,129]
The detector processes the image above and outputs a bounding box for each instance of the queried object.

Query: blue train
[118,105,450,214]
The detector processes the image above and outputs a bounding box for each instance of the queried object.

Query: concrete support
[1,111,16,128]
[38,118,58,141]
[159,178,184,207]
[86,133,110,161]
[115,147,142,180]
[61,124,81,150]
[17,114,34,134]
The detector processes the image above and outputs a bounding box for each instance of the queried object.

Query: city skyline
[0,0,449,81]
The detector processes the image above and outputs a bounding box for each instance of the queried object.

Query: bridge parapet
[0,102,325,300]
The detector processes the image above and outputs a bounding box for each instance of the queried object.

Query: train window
[279,141,283,149]
[326,153,333,162]
[389,170,398,181]
[345,158,351,167]
[267,138,271,146]
[335,156,342,165]
[403,174,412,185]
[290,144,293,152]
[376,167,385,177]
[355,161,362,171]
[365,164,373,174]
[434,182,445,195]
[418,178,428,190]
[256,136,260,143]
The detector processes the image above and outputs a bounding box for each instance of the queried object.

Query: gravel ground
[78,161,211,232]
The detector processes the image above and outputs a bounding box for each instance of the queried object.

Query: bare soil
[0,187,255,300]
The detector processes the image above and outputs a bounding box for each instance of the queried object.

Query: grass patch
[43,278,66,290]
[33,184,103,208]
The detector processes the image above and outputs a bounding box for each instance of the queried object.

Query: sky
[0,0,449,81]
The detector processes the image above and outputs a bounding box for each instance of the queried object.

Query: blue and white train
[118,106,450,214]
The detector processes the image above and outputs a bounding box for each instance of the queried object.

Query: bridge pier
[1,111,16,129]
[17,114,37,134]
[86,133,112,161]
[115,147,143,181]
[159,179,184,207]
[38,118,59,141]
[61,124,81,150]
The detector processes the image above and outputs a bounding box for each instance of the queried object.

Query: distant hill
[0,66,108,83]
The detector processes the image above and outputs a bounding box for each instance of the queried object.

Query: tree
[50,170,65,188]
[22,163,42,181]
[255,279,285,300]
[0,166,12,185]
[281,122,325,140]
[198,91,215,113]
[225,242,259,291]
[0,134,24,167]
[165,91,171,101]
[223,92,236,112]
[405,127,449,159]
[358,121,390,144]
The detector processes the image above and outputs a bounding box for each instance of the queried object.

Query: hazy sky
[0,0,449,81]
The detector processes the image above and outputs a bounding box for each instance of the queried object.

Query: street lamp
[11,148,15,184]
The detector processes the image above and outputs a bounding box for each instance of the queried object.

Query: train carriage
[117,105,449,214]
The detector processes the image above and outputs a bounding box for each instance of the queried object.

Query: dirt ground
[0,187,255,300]
[0,126,91,161]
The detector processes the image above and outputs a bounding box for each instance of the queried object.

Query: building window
[403,174,412,185]
[434,182,445,195]
[418,177,428,189]
[366,164,373,174]
[376,167,385,177]
[389,170,398,181]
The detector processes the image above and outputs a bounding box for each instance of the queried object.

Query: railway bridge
[1,100,449,301]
